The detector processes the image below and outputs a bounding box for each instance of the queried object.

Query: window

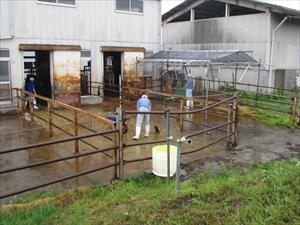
[0,49,11,101]
[37,0,75,6]
[116,0,143,13]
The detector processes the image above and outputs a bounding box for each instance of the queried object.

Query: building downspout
[0,0,14,40]
[159,0,163,51]
[268,16,288,93]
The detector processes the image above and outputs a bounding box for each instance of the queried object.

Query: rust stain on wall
[53,51,81,105]
[123,52,144,82]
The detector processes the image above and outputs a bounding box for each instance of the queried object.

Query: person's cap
[142,95,147,99]
[30,77,35,81]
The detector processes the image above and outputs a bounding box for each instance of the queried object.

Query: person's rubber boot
[33,98,39,109]
[133,126,141,140]
[144,125,150,138]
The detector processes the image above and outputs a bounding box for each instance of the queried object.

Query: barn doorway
[23,51,52,102]
[103,52,121,97]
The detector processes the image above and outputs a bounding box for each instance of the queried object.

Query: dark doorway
[103,52,121,97]
[35,51,51,99]
[23,51,51,103]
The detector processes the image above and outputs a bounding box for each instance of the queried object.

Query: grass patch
[254,108,297,128]
[1,160,300,225]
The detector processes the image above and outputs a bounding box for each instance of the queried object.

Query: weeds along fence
[0,88,238,199]
[197,78,300,125]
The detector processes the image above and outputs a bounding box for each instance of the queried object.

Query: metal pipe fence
[0,87,239,199]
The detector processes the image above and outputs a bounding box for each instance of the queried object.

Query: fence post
[29,94,34,122]
[166,110,171,181]
[116,107,124,179]
[48,101,53,137]
[180,98,184,132]
[175,140,182,193]
[231,96,238,147]
[291,97,299,125]
[227,103,232,148]
[19,90,25,113]
[74,112,79,154]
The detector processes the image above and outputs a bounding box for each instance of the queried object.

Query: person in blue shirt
[133,94,152,140]
[186,70,195,110]
[25,76,39,109]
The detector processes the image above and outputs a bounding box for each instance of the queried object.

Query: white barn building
[0,0,161,105]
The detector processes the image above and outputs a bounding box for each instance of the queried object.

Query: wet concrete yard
[1,99,299,200]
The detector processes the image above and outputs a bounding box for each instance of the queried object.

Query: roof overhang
[100,46,145,52]
[19,44,81,51]
[141,50,259,67]
[162,0,300,23]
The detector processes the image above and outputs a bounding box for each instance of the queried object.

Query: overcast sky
[162,0,300,14]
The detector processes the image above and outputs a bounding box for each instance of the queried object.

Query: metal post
[166,110,171,180]
[180,98,184,132]
[20,90,25,113]
[48,101,53,137]
[234,65,238,89]
[119,74,122,109]
[205,88,208,124]
[74,112,79,154]
[231,97,238,146]
[227,103,232,148]
[116,107,124,179]
[16,89,21,113]
[175,140,181,193]
[291,97,298,125]
[29,94,34,122]
[256,59,261,100]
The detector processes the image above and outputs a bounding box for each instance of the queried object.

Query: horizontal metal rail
[0,130,117,154]
[51,111,114,142]
[124,95,237,115]
[199,78,298,93]
[22,89,114,126]
[124,156,152,164]
[0,145,118,174]
[0,162,118,199]
[182,133,233,155]
[170,115,227,132]
[186,122,233,138]
[124,139,166,148]
[32,112,114,159]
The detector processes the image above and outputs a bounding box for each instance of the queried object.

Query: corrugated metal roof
[162,0,300,22]
[143,50,258,65]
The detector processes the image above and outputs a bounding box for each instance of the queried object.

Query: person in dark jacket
[25,76,39,109]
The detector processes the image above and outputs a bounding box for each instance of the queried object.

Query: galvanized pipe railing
[0,163,118,199]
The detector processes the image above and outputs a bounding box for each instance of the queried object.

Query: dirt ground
[183,117,300,174]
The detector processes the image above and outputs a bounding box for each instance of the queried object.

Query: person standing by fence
[133,95,152,140]
[25,76,39,110]
[186,70,195,110]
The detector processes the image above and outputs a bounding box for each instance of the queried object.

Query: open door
[103,52,121,97]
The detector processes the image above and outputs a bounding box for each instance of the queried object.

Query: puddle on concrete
[1,98,298,200]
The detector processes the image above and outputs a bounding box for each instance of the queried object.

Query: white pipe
[0,35,14,40]
[268,16,288,93]
[238,64,250,82]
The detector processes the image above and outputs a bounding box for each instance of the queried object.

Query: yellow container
[152,145,177,177]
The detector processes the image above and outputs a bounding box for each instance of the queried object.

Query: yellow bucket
[152,145,177,177]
